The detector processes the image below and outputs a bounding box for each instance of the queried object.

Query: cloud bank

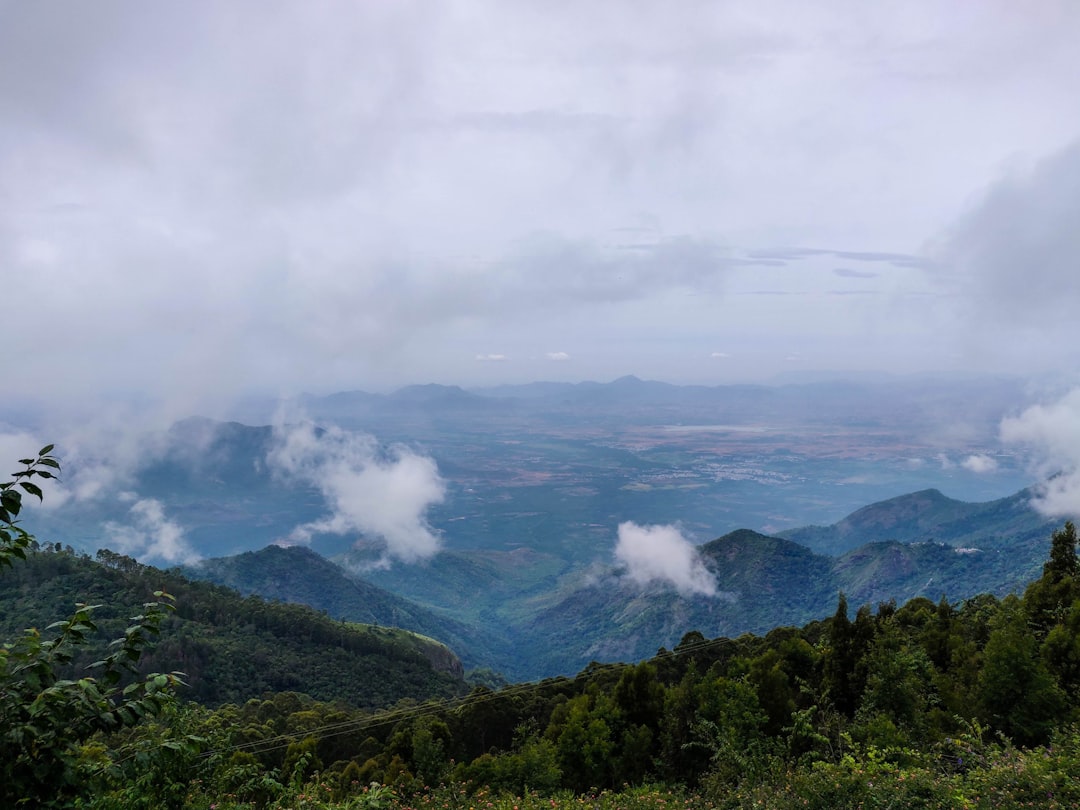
[1001,389,1080,516]
[935,139,1080,374]
[614,521,717,597]
[104,497,199,565]
[960,454,999,474]
[267,420,446,565]
[5,3,1080,404]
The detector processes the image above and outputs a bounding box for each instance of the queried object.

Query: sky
[3,0,1080,417]
[8,0,1080,560]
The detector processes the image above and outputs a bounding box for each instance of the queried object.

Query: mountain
[157,479,1069,681]
[0,548,468,708]
[513,530,836,673]
[781,487,1057,556]
[188,544,512,674]
[511,520,1052,676]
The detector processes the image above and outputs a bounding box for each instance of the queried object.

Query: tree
[1026,521,1080,636]
[0,447,185,807]
[977,595,1065,746]
[823,593,857,716]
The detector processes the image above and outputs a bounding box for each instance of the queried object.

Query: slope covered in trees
[49,520,1078,809]
[6,446,1080,808]
[189,544,511,673]
[0,547,468,709]
[8,520,1072,808]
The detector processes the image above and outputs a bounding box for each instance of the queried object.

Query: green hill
[176,484,1066,681]
[0,548,467,709]
[189,544,516,675]
[781,487,1056,555]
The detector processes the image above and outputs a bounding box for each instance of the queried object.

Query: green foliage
[10,441,1080,810]
[977,594,1066,746]
[1025,520,1080,636]
[0,444,57,569]
[0,448,186,808]
[0,550,469,709]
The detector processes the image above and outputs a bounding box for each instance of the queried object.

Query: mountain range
[188,484,1061,681]
[7,375,1063,681]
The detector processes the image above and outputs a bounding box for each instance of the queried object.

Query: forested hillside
[189,544,512,674]
[123,522,1080,809]
[6,450,1080,809]
[8,523,1080,808]
[0,547,467,708]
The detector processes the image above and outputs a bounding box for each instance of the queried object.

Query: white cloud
[1000,388,1080,516]
[104,498,199,565]
[267,419,446,565]
[960,454,998,473]
[934,140,1080,375]
[710,351,730,358]
[475,354,507,362]
[614,521,717,597]
[3,3,1080,404]
[546,352,570,361]
[942,141,1080,326]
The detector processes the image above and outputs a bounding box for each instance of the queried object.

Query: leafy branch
[0,447,189,807]
[0,444,58,570]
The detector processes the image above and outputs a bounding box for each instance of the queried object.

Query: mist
[103,496,199,565]
[266,419,446,565]
[614,521,717,597]
[1001,388,1080,517]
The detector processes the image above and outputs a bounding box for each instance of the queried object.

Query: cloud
[614,521,717,597]
[1,410,185,511]
[833,267,878,279]
[5,2,1080,403]
[938,140,1080,348]
[546,352,570,361]
[960,454,998,474]
[1000,389,1080,516]
[266,419,446,565]
[475,354,507,362]
[103,497,199,565]
[710,351,730,358]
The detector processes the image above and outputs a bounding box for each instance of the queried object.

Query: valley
[8,376,1055,680]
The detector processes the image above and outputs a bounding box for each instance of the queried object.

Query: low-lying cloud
[614,521,717,597]
[1001,389,1080,516]
[960,454,999,474]
[104,496,199,565]
[267,420,446,565]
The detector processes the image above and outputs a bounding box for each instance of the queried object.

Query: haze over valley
[4,372,1071,679]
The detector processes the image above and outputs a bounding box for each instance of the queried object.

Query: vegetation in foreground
[4,449,1080,808]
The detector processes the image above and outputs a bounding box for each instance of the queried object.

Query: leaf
[17,458,34,465]
[38,444,54,456]
[37,458,60,470]
[34,470,54,479]
[19,482,44,501]
[1,489,21,516]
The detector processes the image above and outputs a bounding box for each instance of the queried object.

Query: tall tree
[1026,521,1080,636]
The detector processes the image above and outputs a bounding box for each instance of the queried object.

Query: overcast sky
[5,1,1080,415]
